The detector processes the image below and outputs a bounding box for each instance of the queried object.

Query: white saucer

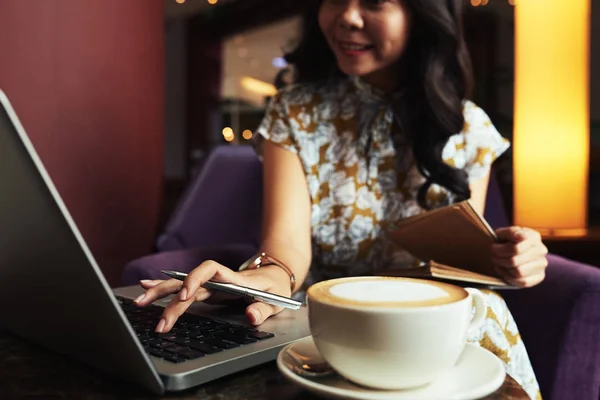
[277,337,506,400]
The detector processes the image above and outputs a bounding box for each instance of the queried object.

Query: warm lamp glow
[242,130,253,140]
[513,0,590,235]
[222,127,235,142]
[240,77,278,97]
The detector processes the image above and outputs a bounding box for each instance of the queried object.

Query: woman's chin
[335,58,383,78]
[337,64,373,78]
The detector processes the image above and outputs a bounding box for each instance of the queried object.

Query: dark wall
[0,1,164,286]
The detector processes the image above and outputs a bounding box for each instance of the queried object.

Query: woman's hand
[133,260,292,333]
[492,226,549,287]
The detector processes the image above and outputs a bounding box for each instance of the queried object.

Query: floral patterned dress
[253,77,541,399]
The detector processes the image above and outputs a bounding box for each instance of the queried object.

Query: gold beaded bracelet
[239,252,296,292]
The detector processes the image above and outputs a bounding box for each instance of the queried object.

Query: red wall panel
[0,1,164,286]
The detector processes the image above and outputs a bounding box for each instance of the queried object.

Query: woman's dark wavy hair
[284,0,474,209]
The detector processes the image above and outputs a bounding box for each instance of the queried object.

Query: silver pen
[160,270,302,310]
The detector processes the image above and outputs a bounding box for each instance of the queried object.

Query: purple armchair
[123,145,600,400]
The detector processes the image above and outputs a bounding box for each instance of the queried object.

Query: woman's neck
[361,63,405,94]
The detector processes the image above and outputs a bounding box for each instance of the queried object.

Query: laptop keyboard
[117,296,275,364]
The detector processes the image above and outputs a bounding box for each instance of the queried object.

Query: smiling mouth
[336,40,375,53]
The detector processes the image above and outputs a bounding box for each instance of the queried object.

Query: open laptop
[0,89,311,394]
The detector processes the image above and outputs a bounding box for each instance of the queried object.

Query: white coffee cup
[306,276,486,390]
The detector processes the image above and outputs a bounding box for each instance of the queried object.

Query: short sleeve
[443,100,510,182]
[252,91,298,159]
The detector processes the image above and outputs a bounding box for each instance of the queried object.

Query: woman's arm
[136,140,313,330]
[254,140,313,292]
[468,170,490,216]
[235,140,313,324]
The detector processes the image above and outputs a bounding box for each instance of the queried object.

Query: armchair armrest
[503,254,600,400]
[122,244,257,286]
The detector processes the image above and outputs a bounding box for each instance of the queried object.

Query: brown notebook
[386,201,516,288]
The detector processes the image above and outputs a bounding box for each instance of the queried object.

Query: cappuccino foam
[308,277,467,307]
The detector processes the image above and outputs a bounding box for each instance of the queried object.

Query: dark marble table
[0,330,529,400]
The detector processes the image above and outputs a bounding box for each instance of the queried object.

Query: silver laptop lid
[0,90,165,394]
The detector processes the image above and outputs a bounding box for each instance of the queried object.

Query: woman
[136,1,547,398]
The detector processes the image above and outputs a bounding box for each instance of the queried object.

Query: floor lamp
[513,0,590,236]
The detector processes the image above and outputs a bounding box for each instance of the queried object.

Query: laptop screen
[0,90,164,394]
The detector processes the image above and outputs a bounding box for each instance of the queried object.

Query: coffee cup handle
[464,288,486,333]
